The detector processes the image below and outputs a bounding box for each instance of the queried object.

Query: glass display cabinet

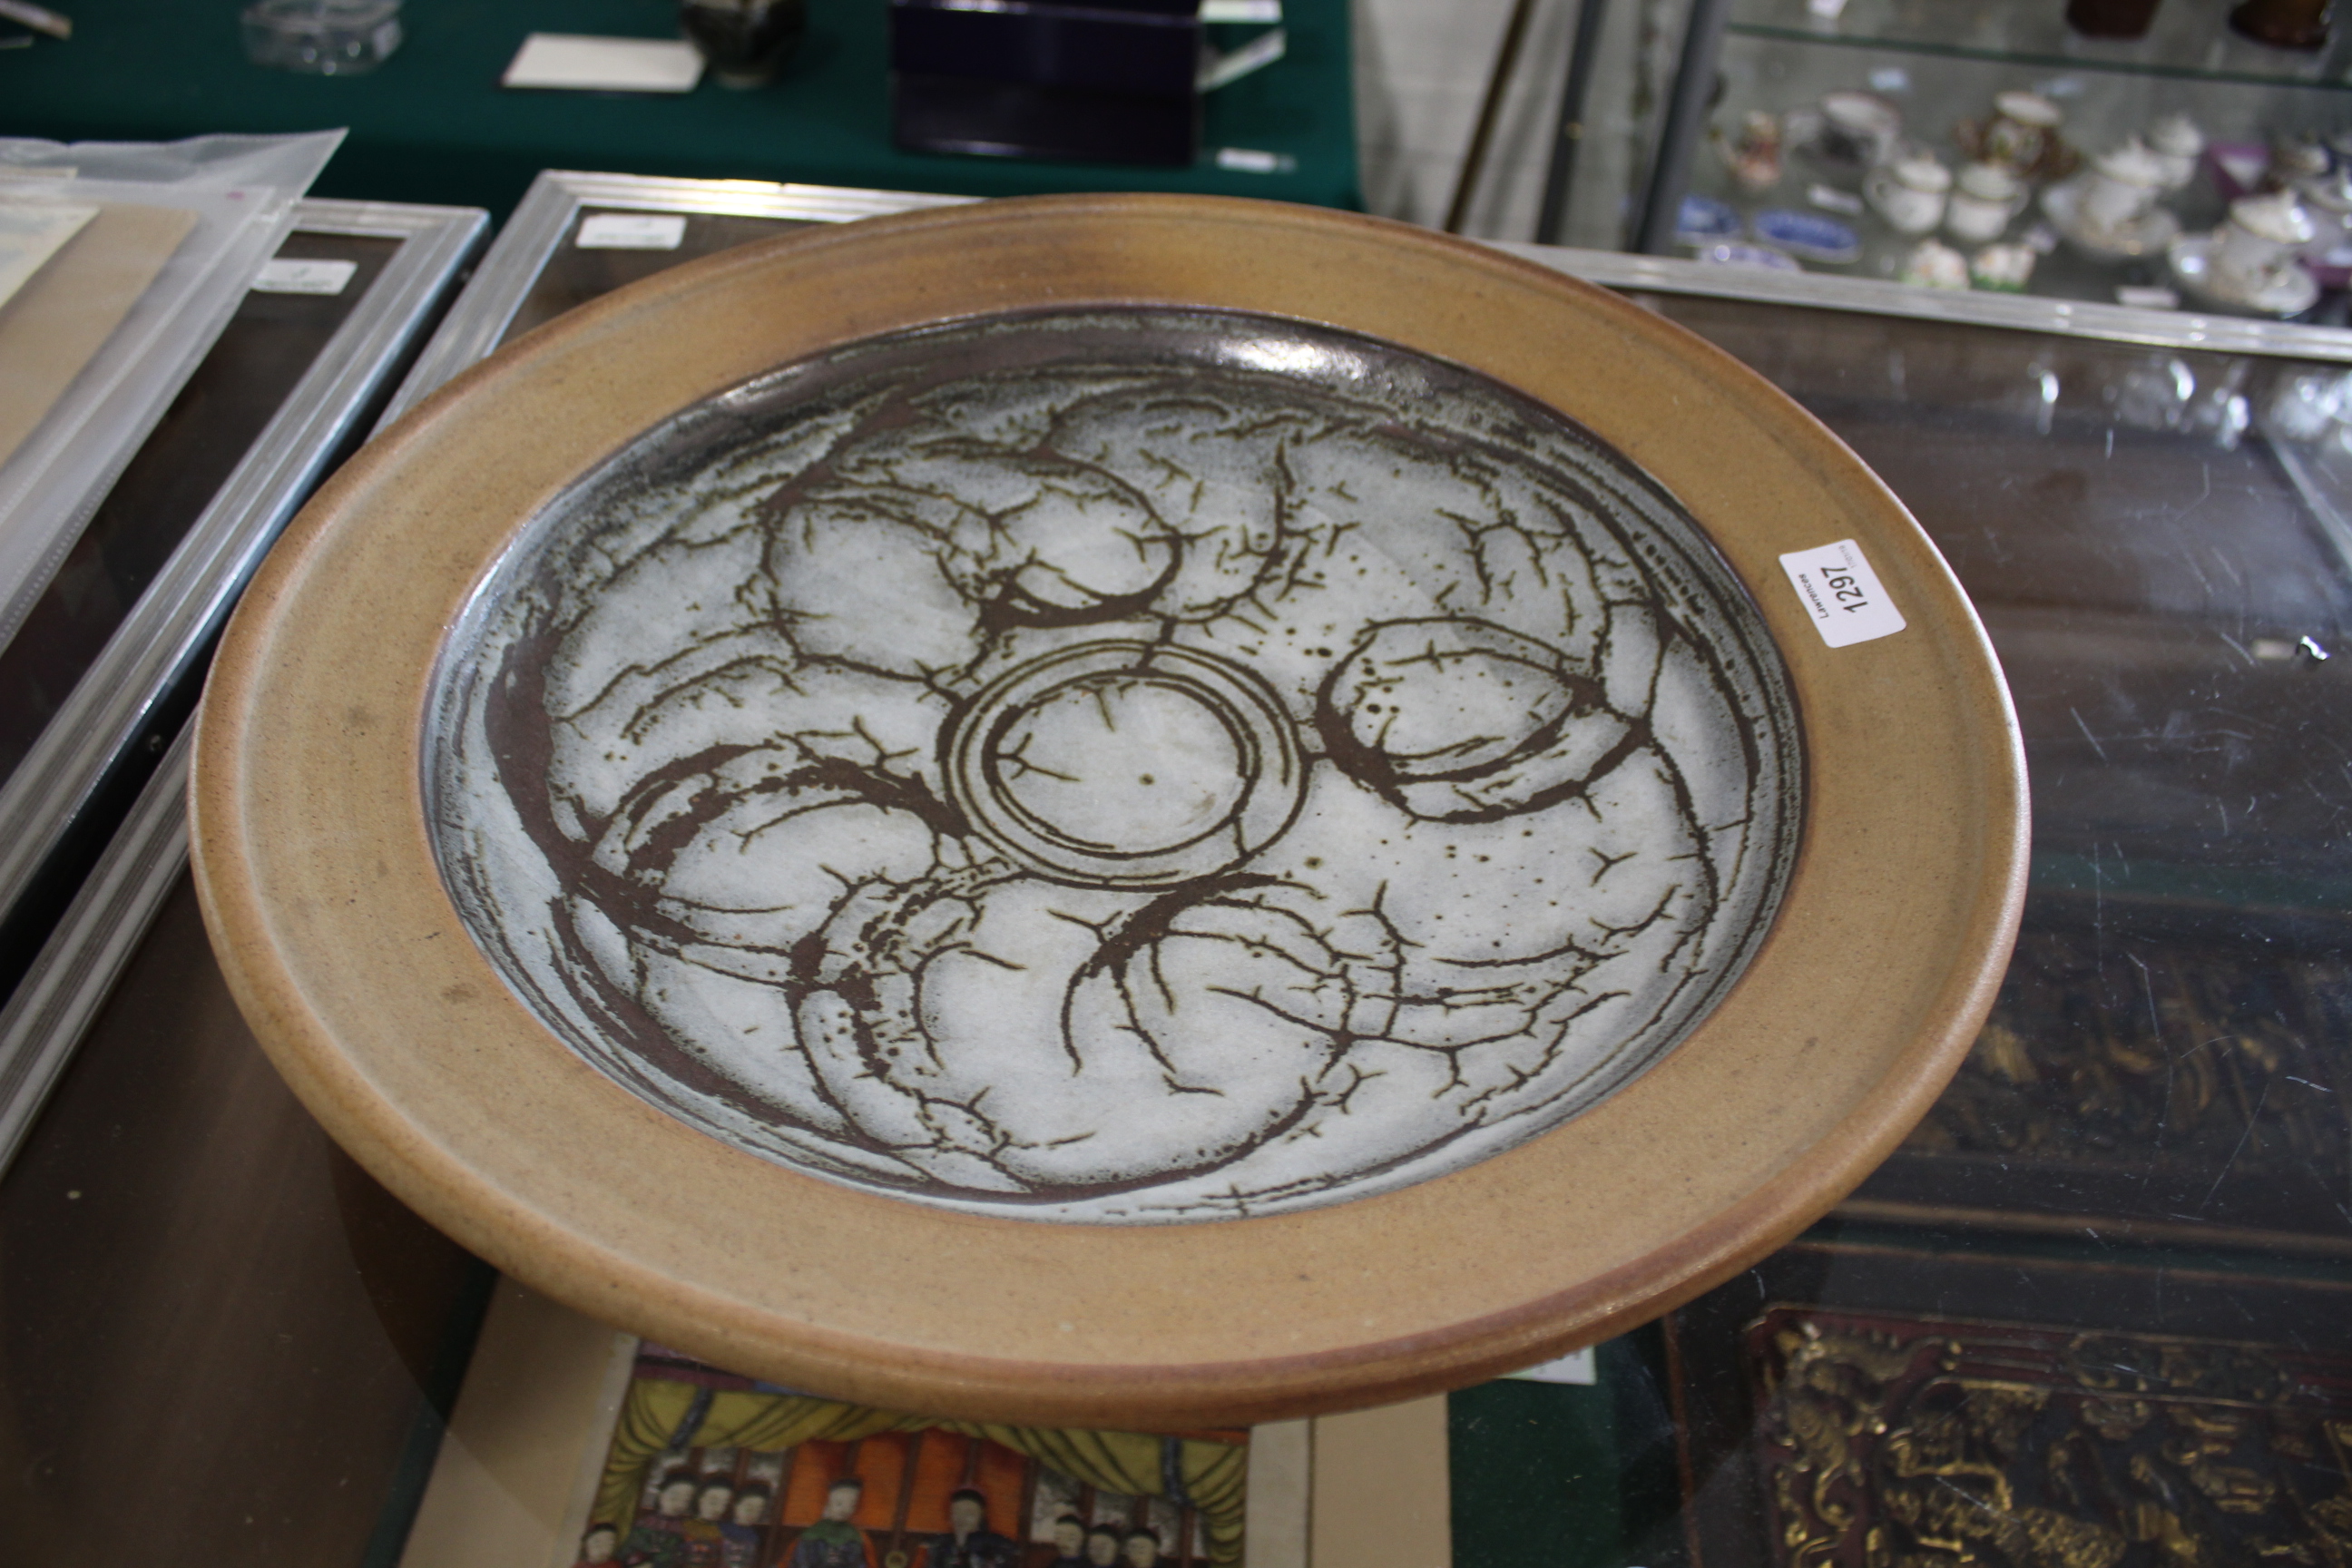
[1636,0,2352,313]
[1461,250,2352,1564]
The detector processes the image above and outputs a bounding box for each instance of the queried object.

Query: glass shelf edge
[1726,20,2352,93]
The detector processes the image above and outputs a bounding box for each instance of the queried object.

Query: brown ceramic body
[190,195,2027,1426]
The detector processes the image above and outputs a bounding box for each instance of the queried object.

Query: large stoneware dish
[191,195,2026,1426]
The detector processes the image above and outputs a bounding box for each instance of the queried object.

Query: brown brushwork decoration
[428,308,1802,1225]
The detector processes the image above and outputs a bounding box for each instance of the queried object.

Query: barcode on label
[576,213,687,250]
[1778,538,1906,648]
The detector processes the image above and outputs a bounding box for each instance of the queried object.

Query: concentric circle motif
[427,308,1804,1224]
[944,642,1307,887]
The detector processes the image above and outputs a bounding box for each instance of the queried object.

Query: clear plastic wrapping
[0,130,342,654]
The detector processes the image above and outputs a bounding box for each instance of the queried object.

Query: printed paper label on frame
[577,213,688,251]
[251,258,357,296]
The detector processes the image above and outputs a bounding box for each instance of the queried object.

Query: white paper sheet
[0,201,96,313]
[502,34,704,93]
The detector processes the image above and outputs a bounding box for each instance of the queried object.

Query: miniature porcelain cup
[1945,162,2023,242]
[2080,140,2167,232]
[2296,167,2352,264]
[2218,192,2318,289]
[2147,114,2205,191]
[1866,152,1952,234]
[1984,90,2063,172]
[1819,90,1901,167]
[2273,137,2332,184]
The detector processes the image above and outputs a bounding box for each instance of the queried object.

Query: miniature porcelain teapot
[1866,151,1953,235]
[1945,162,2024,243]
[2080,139,2168,233]
[2218,191,2318,290]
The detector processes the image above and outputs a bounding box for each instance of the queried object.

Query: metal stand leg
[1534,0,1612,245]
[1446,0,1542,233]
[1632,0,1733,254]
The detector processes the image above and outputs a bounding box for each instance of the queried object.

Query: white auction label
[251,258,358,296]
[1504,1346,1598,1386]
[576,213,687,250]
[1779,538,1906,648]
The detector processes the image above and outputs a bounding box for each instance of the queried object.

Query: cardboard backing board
[0,202,196,471]
[0,201,94,309]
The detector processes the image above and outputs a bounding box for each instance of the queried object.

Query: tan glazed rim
[191,194,2027,1427]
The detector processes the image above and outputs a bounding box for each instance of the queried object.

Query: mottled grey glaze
[427,309,1802,1223]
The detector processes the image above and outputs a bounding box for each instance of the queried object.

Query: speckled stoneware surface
[429,309,1801,1224]
[191,196,2026,1426]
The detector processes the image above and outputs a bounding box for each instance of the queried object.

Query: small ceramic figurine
[1970,242,2037,291]
[1945,162,2025,243]
[1900,239,1971,289]
[2147,114,2206,192]
[1720,110,1786,192]
[1866,150,1953,235]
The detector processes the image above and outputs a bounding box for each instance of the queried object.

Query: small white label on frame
[577,213,688,251]
[251,258,358,295]
[1504,1346,1598,1385]
[1779,538,1906,648]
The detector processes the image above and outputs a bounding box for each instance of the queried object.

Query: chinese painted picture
[1745,1306,2352,1567]
[575,1344,1246,1568]
[430,309,1801,1223]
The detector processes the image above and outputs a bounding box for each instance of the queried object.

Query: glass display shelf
[1632,0,2352,315]
[1729,0,2352,93]
[1673,29,2352,311]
